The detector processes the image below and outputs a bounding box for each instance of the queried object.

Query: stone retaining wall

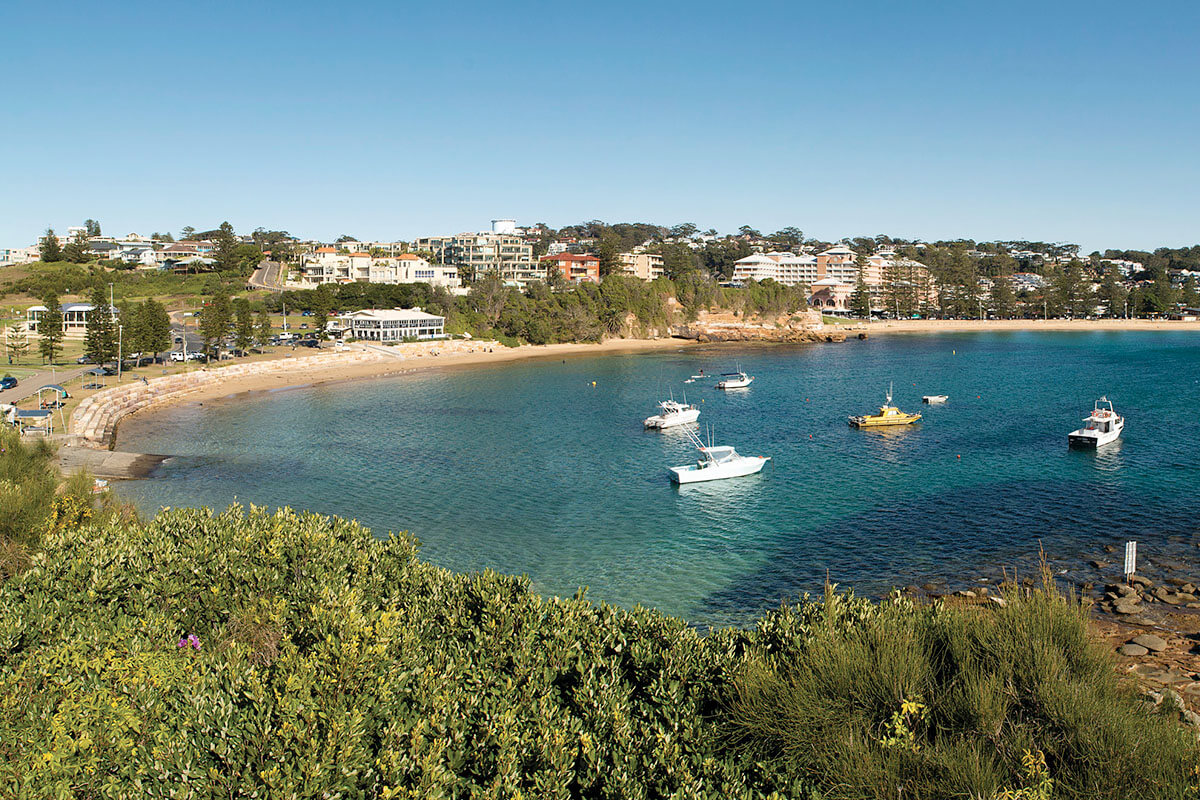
[69,349,387,448]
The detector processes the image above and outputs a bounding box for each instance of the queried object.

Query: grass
[822,315,860,325]
[725,576,1200,799]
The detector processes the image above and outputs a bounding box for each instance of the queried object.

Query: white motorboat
[644,397,700,429]
[716,371,754,389]
[1068,396,1124,448]
[922,395,948,404]
[669,426,770,484]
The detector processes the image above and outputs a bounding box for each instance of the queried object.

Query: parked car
[187,352,206,361]
[299,323,309,329]
[0,376,17,391]
[76,355,94,364]
[169,351,186,362]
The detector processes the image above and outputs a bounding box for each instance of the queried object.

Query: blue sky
[2,1,1198,251]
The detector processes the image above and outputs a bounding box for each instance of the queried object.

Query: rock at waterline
[1113,602,1142,615]
[1119,643,1149,657]
[1131,633,1168,653]
[1090,560,1109,570]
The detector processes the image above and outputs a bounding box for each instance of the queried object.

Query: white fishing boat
[716,371,754,389]
[922,394,948,404]
[644,397,700,429]
[1068,396,1124,448]
[669,426,770,484]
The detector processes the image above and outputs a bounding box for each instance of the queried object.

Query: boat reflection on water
[1072,437,1125,473]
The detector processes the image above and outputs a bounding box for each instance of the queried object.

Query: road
[1,365,91,404]
[248,260,284,290]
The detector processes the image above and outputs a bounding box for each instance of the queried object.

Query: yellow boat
[849,384,922,428]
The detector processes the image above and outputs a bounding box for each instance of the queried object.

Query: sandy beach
[110,338,697,442]
[854,318,1200,335]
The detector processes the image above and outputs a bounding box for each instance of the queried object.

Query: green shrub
[0,427,57,549]
[0,506,798,798]
[726,580,1200,800]
[1,506,1195,798]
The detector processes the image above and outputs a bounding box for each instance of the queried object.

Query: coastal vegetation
[1,447,1196,799]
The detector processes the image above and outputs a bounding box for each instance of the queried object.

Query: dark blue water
[117,332,1200,627]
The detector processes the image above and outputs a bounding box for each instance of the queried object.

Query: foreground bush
[728,583,1200,799]
[0,506,1195,798]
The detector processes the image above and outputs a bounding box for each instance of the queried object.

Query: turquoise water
[117,332,1200,627]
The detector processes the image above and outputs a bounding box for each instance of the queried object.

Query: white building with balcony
[338,308,446,341]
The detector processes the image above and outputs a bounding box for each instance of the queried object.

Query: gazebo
[83,368,107,390]
[36,384,70,432]
[13,407,53,436]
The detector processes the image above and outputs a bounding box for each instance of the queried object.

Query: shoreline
[853,318,1200,335]
[111,338,699,451]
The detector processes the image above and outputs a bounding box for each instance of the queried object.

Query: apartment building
[412,231,538,285]
[297,249,461,289]
[618,248,665,281]
[540,252,600,283]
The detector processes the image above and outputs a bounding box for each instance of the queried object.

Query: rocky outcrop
[671,310,847,343]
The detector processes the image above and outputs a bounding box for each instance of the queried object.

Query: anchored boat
[849,384,922,428]
[669,426,770,484]
[644,396,700,429]
[922,394,948,404]
[1068,396,1124,448]
[716,370,754,389]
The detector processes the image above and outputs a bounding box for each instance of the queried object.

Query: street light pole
[117,324,123,382]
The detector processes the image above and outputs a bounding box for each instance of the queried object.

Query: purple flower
[178,638,188,649]
[188,634,202,651]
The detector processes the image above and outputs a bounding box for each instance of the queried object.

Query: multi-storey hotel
[733,245,935,313]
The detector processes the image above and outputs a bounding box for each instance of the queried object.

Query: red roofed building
[540,252,600,283]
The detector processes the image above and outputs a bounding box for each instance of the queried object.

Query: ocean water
[116,332,1200,628]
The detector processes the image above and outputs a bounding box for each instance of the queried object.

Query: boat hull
[922,395,948,404]
[1068,426,1122,448]
[644,409,701,429]
[848,414,921,428]
[670,456,769,483]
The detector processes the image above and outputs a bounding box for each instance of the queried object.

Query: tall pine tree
[200,285,233,359]
[38,293,64,365]
[63,230,90,263]
[84,285,118,365]
[849,272,872,318]
[40,228,62,263]
[233,299,254,354]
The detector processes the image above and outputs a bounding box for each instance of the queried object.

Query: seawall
[68,348,389,448]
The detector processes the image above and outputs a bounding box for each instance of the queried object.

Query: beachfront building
[339,308,446,341]
[618,248,665,281]
[808,278,855,312]
[860,251,938,312]
[540,252,600,283]
[413,228,539,286]
[731,251,820,287]
[26,302,117,336]
[815,245,859,283]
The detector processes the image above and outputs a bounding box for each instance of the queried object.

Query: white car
[169,351,186,362]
